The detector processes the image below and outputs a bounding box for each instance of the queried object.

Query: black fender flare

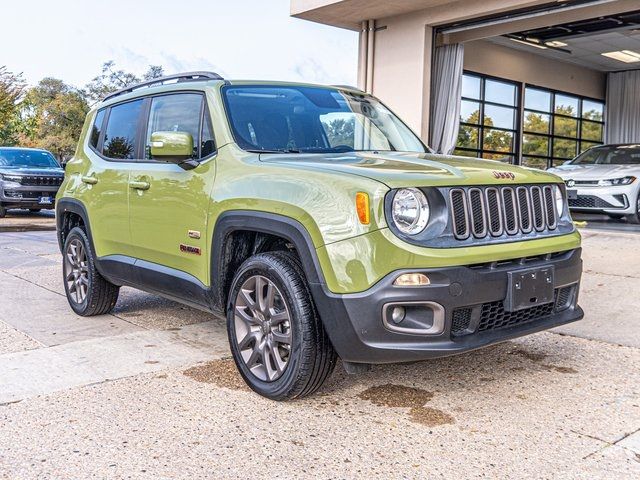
[210,211,327,309]
[55,198,95,254]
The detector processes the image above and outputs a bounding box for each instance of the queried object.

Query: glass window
[523,111,550,134]
[553,138,578,159]
[0,148,59,168]
[483,105,515,130]
[461,75,481,100]
[460,100,480,124]
[90,109,106,149]
[523,134,549,157]
[201,110,216,157]
[146,93,203,160]
[525,88,551,112]
[554,116,578,138]
[485,80,516,106]
[455,73,518,160]
[555,94,579,117]
[223,86,426,154]
[582,100,604,121]
[581,121,603,142]
[522,156,548,170]
[103,100,144,160]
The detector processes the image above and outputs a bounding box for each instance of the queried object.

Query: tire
[226,251,336,400]
[62,226,120,316]
[0,204,5,218]
[625,193,640,225]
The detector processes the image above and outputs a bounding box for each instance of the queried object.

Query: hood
[0,166,64,176]
[260,151,559,188]
[548,163,639,181]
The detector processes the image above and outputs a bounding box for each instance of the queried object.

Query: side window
[201,109,216,157]
[103,100,144,160]
[89,109,106,149]
[145,93,204,160]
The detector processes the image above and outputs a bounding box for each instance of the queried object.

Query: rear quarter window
[89,109,106,149]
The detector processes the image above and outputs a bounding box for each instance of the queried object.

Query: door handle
[129,180,150,191]
[81,175,98,185]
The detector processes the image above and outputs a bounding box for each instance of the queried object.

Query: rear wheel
[227,251,336,400]
[625,193,640,225]
[63,227,120,316]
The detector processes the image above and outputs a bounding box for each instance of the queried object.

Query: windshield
[571,145,640,165]
[222,85,426,154]
[0,149,60,168]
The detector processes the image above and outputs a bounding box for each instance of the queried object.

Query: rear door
[82,99,145,258]
[128,92,217,285]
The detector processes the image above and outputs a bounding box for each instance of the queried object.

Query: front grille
[451,285,575,337]
[17,175,63,187]
[569,195,615,209]
[449,185,559,241]
[3,190,51,199]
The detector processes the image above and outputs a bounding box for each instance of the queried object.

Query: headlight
[391,188,430,235]
[597,176,636,186]
[554,185,565,217]
[0,173,22,183]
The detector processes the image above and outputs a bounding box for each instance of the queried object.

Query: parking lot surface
[1,229,639,479]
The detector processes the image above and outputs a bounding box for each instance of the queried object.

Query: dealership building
[290,0,640,169]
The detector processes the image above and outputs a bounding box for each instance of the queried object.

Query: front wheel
[63,227,120,316]
[227,251,336,400]
[625,193,640,224]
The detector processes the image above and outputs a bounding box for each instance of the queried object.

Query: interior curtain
[606,70,640,144]
[429,43,465,155]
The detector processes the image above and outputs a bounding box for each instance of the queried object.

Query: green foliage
[457,109,513,159]
[84,61,165,104]
[0,66,26,145]
[1,61,166,160]
[324,117,355,148]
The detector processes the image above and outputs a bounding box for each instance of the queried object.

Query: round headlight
[554,185,565,217]
[391,188,430,235]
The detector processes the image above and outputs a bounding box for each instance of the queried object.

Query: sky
[2,0,358,88]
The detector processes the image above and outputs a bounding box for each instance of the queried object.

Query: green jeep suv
[56,72,584,400]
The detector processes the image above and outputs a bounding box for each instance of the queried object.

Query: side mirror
[149,131,198,170]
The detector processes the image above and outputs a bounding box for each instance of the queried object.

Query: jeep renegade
[56,72,584,400]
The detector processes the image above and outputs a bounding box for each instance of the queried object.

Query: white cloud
[2,0,357,88]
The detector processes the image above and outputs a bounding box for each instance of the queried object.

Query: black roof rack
[103,71,224,101]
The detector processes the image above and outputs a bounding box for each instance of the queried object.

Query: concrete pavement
[0,229,639,479]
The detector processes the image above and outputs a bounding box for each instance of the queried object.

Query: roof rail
[332,84,364,92]
[103,71,224,101]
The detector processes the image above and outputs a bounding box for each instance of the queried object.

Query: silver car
[548,144,640,224]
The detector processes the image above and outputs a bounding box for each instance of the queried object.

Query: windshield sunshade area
[571,145,640,165]
[0,149,59,168]
[222,85,426,154]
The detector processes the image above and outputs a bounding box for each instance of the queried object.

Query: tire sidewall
[226,256,309,399]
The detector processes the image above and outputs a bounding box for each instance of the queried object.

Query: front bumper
[567,183,639,214]
[0,185,59,209]
[312,248,583,364]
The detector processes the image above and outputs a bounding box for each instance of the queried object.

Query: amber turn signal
[393,273,430,286]
[356,192,370,225]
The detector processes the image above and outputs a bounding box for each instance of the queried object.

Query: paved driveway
[0,230,638,479]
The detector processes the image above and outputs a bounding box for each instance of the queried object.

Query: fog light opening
[393,273,430,287]
[390,306,406,324]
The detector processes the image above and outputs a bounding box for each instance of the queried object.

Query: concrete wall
[464,40,606,100]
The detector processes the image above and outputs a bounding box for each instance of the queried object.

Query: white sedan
[548,144,640,224]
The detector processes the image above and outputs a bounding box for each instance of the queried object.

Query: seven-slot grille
[449,185,558,240]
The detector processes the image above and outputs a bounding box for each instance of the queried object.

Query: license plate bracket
[505,266,555,312]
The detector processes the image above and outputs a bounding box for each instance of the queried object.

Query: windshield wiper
[248,148,301,154]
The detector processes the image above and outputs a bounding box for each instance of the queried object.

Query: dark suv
[0,147,64,217]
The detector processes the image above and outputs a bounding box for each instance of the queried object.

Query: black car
[0,147,64,218]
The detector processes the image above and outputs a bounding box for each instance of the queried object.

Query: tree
[84,61,164,104]
[0,66,26,145]
[18,78,89,159]
[324,117,355,147]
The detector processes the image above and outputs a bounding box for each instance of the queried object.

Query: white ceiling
[490,28,640,72]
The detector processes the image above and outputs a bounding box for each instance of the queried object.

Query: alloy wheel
[64,238,89,304]
[233,275,292,382]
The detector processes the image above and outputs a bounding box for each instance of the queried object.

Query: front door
[128,92,216,285]
[83,99,146,258]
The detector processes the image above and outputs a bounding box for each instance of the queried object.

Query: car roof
[98,77,364,108]
[0,146,53,153]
